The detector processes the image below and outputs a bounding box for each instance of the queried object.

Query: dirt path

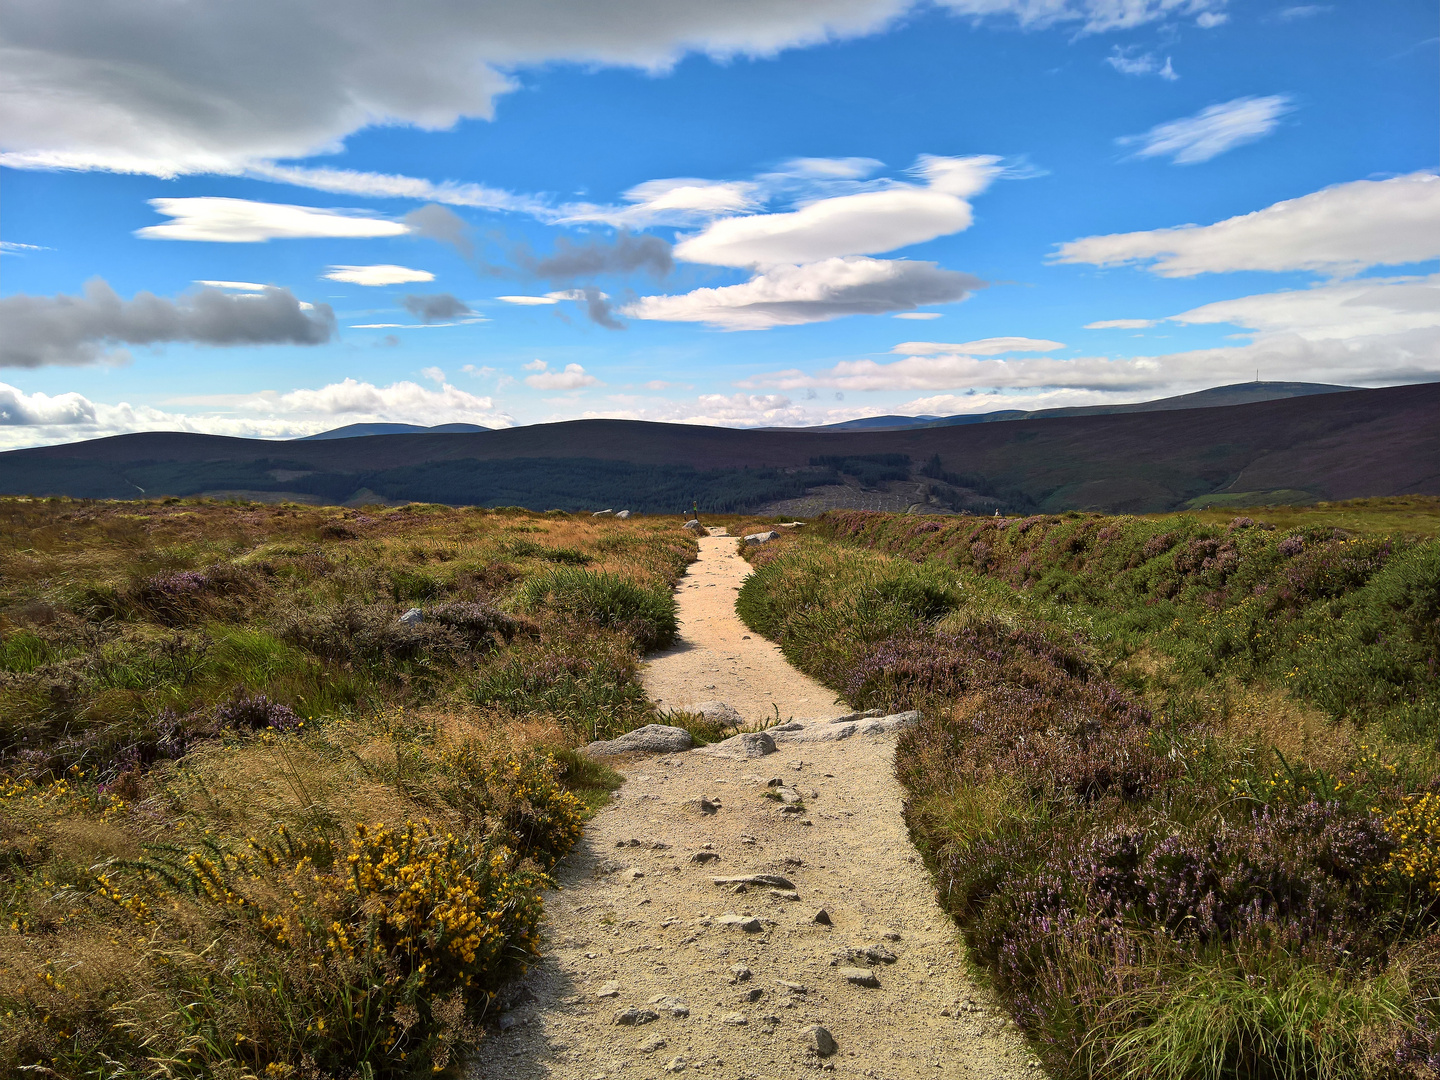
[482,532,1038,1080]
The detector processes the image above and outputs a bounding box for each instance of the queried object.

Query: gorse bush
[739,503,1440,1079]
[0,499,696,1077]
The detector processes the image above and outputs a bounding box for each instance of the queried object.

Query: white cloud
[1118,95,1294,165]
[1,241,48,255]
[0,1,1224,178]
[673,155,1002,267]
[522,360,548,371]
[324,265,435,286]
[0,376,514,449]
[137,198,408,242]
[739,330,1439,394]
[891,337,1066,355]
[195,279,271,291]
[893,312,943,320]
[558,179,762,228]
[624,257,984,330]
[1086,318,1157,329]
[497,289,602,305]
[1195,11,1227,26]
[1169,274,1440,341]
[1105,47,1177,79]
[421,367,446,384]
[1053,172,1440,277]
[524,362,600,390]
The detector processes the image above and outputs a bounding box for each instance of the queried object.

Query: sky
[0,0,1436,446]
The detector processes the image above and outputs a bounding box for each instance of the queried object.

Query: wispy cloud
[1118,95,1295,165]
[1105,47,1177,80]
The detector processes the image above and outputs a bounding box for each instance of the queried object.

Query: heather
[737,499,1440,1078]
[0,497,697,1078]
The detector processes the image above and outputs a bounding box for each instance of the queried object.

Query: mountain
[297,422,490,440]
[815,382,1359,432]
[0,383,1435,516]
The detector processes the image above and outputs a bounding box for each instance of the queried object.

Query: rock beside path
[583,724,694,757]
[700,730,777,759]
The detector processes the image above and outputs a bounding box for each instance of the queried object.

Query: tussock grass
[0,498,697,1077]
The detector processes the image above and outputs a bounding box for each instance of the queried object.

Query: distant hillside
[1,383,1435,515]
[298,422,490,440]
[817,381,1358,432]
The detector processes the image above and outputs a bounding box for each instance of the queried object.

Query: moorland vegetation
[738,497,1440,1079]
[0,498,700,1078]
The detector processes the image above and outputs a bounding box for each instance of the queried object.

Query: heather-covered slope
[1,383,1435,513]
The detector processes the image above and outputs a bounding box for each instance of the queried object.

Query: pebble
[742,987,764,1002]
[729,963,752,983]
[699,797,722,814]
[777,979,807,994]
[664,1055,688,1073]
[813,909,833,925]
[595,981,620,998]
[720,1012,749,1025]
[614,1007,660,1025]
[839,967,881,988]
[690,851,721,863]
[638,1037,668,1053]
[769,889,800,901]
[649,995,691,1017]
[802,1024,838,1057]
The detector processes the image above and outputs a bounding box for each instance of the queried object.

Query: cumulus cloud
[1118,95,1294,165]
[0,1,1225,178]
[0,279,335,367]
[137,197,408,242]
[401,293,472,323]
[673,155,1002,267]
[1085,318,1157,329]
[523,361,602,390]
[1105,47,1176,79]
[0,376,513,449]
[893,311,943,320]
[324,265,435,286]
[891,337,1065,355]
[624,257,985,330]
[1053,172,1440,277]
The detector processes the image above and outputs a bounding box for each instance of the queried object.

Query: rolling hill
[1,383,1435,515]
[814,381,1359,431]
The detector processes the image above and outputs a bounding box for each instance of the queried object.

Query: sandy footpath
[479,532,1038,1080]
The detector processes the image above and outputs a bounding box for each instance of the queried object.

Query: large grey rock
[770,711,921,744]
[615,510,632,519]
[592,509,614,516]
[701,730,778,759]
[583,724,694,757]
[398,607,424,626]
[743,531,780,545]
[693,700,744,727]
[683,519,703,532]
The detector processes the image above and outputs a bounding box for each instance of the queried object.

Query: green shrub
[518,568,677,650]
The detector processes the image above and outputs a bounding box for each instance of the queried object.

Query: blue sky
[1,0,1436,444]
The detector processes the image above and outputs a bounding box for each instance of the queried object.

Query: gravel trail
[481,531,1038,1080]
